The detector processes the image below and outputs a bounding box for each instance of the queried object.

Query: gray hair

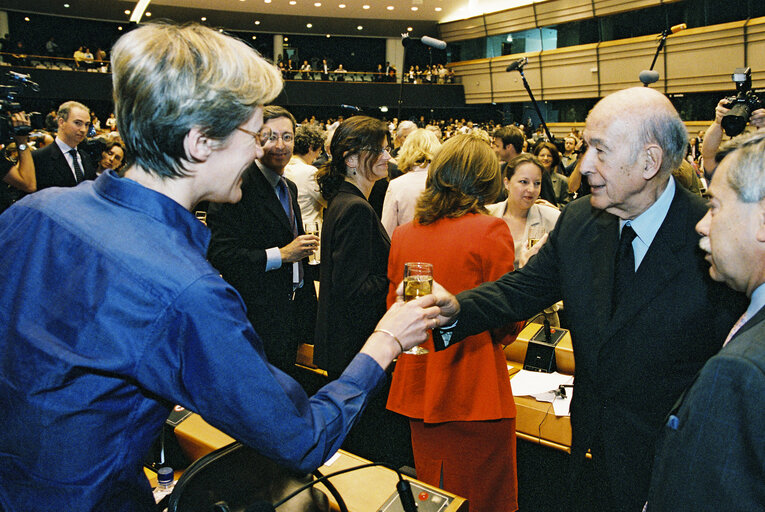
[632,107,688,176]
[111,22,283,179]
[57,101,90,121]
[396,120,417,139]
[718,130,765,203]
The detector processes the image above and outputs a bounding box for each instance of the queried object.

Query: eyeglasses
[237,126,274,147]
[362,146,393,155]
[262,132,294,145]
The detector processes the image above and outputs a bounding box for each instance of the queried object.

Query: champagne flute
[402,262,433,355]
[304,221,321,265]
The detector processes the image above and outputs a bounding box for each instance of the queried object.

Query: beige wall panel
[538,44,600,100]
[598,35,663,95]
[534,0,593,29]
[664,22,745,94]
[593,0,679,17]
[491,55,546,103]
[439,19,487,42]
[747,18,765,89]
[483,6,537,36]
[450,60,495,104]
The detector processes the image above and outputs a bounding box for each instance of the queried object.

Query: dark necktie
[69,148,84,183]
[612,224,637,315]
[276,178,303,287]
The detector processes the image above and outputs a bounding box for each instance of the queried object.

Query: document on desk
[509,368,574,416]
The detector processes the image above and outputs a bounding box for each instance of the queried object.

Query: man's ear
[185,127,213,162]
[642,144,662,180]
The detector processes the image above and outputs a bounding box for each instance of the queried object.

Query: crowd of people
[1,21,765,512]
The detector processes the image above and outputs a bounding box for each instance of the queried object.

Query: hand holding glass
[304,221,320,265]
[402,262,433,355]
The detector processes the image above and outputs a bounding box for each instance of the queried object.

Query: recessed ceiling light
[362,4,370,9]
[338,3,345,7]
[124,9,131,15]
[254,20,261,24]
[306,23,312,28]
[64,3,70,7]
[24,17,30,21]
[201,17,207,21]
[411,6,418,11]
[252,35,257,39]
[326,34,331,38]
[314,2,321,5]
[407,26,413,31]
[387,5,394,10]
[218,29,224,32]
[357,25,363,30]
[118,26,123,31]
[145,12,151,17]
[435,7,442,11]
[265,0,271,3]
[289,0,296,4]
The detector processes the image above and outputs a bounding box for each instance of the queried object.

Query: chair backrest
[167,442,328,512]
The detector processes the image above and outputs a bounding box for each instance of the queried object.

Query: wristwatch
[17,143,28,151]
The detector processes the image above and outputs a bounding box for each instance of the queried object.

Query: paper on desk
[509,368,573,396]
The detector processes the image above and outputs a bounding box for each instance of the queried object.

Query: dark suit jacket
[314,181,390,379]
[207,163,317,373]
[32,142,96,190]
[452,184,746,511]
[648,305,765,511]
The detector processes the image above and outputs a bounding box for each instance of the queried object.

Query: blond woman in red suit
[386,133,523,512]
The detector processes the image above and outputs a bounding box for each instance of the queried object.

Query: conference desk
[172,414,468,512]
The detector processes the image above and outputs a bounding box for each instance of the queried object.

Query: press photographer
[701,67,765,179]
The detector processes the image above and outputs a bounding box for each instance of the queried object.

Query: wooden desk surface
[173,414,468,512]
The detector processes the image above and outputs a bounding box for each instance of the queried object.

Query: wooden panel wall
[447,17,765,105]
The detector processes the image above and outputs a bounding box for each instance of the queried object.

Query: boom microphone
[639,69,660,85]
[670,23,687,34]
[506,57,528,72]
[420,36,447,50]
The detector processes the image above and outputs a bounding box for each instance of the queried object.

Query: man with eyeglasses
[207,105,318,377]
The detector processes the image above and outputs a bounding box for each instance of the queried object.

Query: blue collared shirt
[620,176,676,270]
[0,171,383,511]
[744,282,765,325]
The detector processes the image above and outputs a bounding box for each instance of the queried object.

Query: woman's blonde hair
[415,133,501,225]
[111,22,283,178]
[396,128,441,173]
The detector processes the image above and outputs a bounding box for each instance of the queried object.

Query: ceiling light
[64,3,70,7]
[118,26,123,30]
[411,6,418,11]
[284,37,289,41]
[201,16,207,21]
[289,0,296,4]
[306,23,312,28]
[265,0,272,3]
[218,29,224,32]
[407,26,413,31]
[252,35,257,39]
[357,25,363,30]
[387,5,394,10]
[362,4,370,9]
[435,7,442,11]
[314,2,321,5]
[124,9,131,15]
[326,34,331,38]
[338,3,346,7]
[145,12,151,17]
[24,17,30,21]
[254,20,261,24]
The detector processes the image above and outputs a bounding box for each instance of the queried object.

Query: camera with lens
[721,67,763,137]
[0,70,42,144]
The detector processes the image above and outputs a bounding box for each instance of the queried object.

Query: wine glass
[402,262,433,355]
[304,221,321,265]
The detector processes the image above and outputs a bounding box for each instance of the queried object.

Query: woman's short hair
[111,22,282,179]
[505,153,543,180]
[533,141,561,170]
[396,128,441,173]
[415,133,501,225]
[316,116,389,200]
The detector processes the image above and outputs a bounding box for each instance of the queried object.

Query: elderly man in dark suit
[428,87,746,511]
[207,106,318,376]
[32,101,96,190]
[647,131,765,510]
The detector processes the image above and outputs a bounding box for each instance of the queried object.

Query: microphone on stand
[662,23,687,37]
[505,57,528,73]
[638,70,660,85]
[401,34,447,50]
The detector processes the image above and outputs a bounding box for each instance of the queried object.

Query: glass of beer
[402,262,433,355]
[304,221,320,265]
[527,225,546,249]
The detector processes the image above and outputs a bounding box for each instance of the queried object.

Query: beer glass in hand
[402,262,433,355]
[304,221,320,265]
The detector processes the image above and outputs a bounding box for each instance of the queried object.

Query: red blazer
[386,214,521,423]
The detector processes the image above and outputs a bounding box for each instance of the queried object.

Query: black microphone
[638,69,660,85]
[340,104,361,112]
[506,57,528,72]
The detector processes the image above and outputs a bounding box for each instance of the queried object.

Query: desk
[173,414,467,512]
[506,323,575,452]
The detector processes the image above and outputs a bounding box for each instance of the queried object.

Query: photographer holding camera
[0,111,36,212]
[701,68,765,180]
